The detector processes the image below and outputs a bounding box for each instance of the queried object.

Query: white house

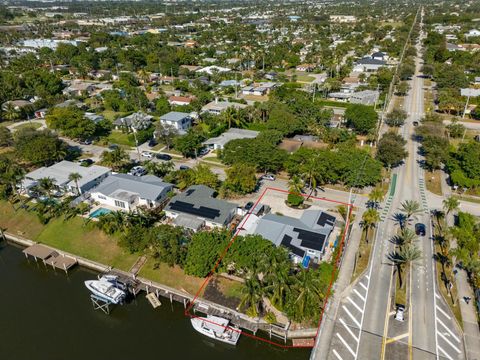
[22,160,111,195]
[90,174,173,211]
[201,100,247,115]
[159,111,192,134]
[203,128,259,150]
[465,29,480,38]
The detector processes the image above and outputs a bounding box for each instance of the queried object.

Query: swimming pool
[89,208,112,218]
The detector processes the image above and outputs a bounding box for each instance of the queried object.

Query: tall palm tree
[389,244,422,289]
[397,227,417,247]
[443,196,459,218]
[239,276,263,317]
[400,200,422,224]
[368,186,384,208]
[291,270,324,321]
[288,175,304,194]
[361,208,380,243]
[262,251,292,310]
[37,177,56,197]
[68,172,82,195]
[3,103,20,122]
[100,148,129,171]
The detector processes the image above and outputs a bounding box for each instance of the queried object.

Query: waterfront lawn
[139,258,205,296]
[35,217,138,271]
[0,201,45,239]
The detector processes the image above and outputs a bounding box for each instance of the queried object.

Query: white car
[261,174,276,181]
[395,306,405,322]
[141,151,153,159]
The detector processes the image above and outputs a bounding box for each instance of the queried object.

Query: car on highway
[179,165,190,170]
[395,305,405,322]
[156,153,172,161]
[415,223,426,236]
[141,151,153,159]
[261,174,276,181]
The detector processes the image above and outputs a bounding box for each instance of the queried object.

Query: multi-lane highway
[316,10,465,360]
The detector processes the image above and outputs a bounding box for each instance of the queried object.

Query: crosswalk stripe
[438,345,454,360]
[353,288,366,301]
[437,318,460,342]
[438,332,461,354]
[436,305,451,320]
[340,317,359,342]
[342,305,361,328]
[332,349,343,360]
[347,296,363,313]
[336,333,356,357]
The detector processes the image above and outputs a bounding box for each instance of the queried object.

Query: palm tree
[3,102,20,122]
[368,186,384,209]
[291,270,324,322]
[68,172,82,195]
[100,148,129,171]
[443,196,459,218]
[400,200,422,225]
[397,228,417,247]
[239,276,263,317]
[37,177,56,197]
[361,208,380,243]
[262,250,292,310]
[288,175,304,194]
[432,209,445,235]
[389,244,422,289]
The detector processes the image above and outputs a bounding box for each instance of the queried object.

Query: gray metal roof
[356,57,386,65]
[160,111,191,123]
[253,211,335,257]
[166,185,237,226]
[92,173,173,201]
[203,128,259,148]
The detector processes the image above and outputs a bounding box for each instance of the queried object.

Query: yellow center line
[380,264,395,359]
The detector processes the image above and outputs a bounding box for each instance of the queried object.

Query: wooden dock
[23,244,77,273]
[146,293,162,308]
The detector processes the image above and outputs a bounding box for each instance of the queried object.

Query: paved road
[314,11,465,360]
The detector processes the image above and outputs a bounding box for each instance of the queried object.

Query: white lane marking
[360,282,367,291]
[436,305,451,320]
[337,333,356,357]
[438,346,454,360]
[332,349,343,360]
[365,275,370,280]
[340,318,359,342]
[347,297,363,313]
[438,332,461,354]
[353,288,366,302]
[437,318,460,342]
[435,293,440,299]
[342,305,361,328]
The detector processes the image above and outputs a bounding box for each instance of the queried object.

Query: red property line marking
[183,187,353,349]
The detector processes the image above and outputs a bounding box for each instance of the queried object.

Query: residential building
[354,57,386,72]
[62,81,96,97]
[159,111,192,133]
[165,185,237,231]
[296,63,316,72]
[245,210,337,264]
[350,90,380,106]
[465,29,480,38]
[329,15,356,23]
[22,160,110,195]
[203,128,259,150]
[2,99,32,111]
[168,95,195,106]
[90,174,173,211]
[201,100,247,115]
[196,65,231,75]
[113,112,153,131]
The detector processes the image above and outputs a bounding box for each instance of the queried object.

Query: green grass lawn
[14,122,42,131]
[296,74,315,83]
[0,201,45,239]
[138,258,204,295]
[101,110,128,121]
[106,130,135,147]
[36,217,138,271]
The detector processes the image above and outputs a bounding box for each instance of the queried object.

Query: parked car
[79,159,94,167]
[245,202,254,211]
[179,165,190,170]
[141,151,153,159]
[108,144,119,150]
[80,139,92,145]
[128,166,146,176]
[413,121,419,126]
[261,174,276,181]
[415,223,426,236]
[198,147,209,156]
[395,305,405,322]
[148,139,157,147]
[156,153,172,161]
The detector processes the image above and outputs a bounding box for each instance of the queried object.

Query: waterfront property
[23,243,77,273]
[89,174,173,211]
[22,160,111,195]
[165,185,237,231]
[241,210,337,264]
[89,207,112,218]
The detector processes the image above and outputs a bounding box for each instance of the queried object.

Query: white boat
[191,315,241,345]
[84,280,126,304]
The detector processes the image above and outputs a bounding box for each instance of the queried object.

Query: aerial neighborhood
[0,1,479,359]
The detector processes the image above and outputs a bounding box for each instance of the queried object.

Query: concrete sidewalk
[456,269,480,360]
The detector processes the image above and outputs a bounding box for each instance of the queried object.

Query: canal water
[0,243,311,360]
